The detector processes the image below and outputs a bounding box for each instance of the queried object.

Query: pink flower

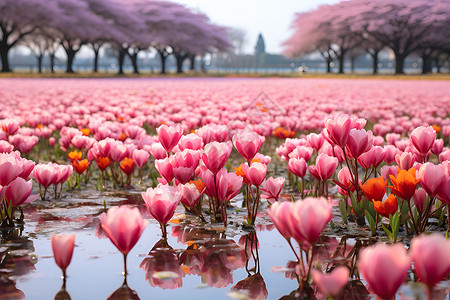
[413,188,427,214]
[410,233,450,287]
[383,145,402,164]
[233,130,264,162]
[260,177,285,203]
[155,158,174,183]
[346,129,373,158]
[242,162,267,187]
[436,162,450,204]
[288,197,332,245]
[142,184,181,225]
[306,133,324,151]
[0,140,13,153]
[216,169,243,203]
[358,146,385,169]
[201,141,232,174]
[100,206,148,255]
[418,163,446,198]
[132,149,150,168]
[395,152,417,170]
[358,243,410,300]
[180,182,205,207]
[51,234,75,275]
[310,153,338,181]
[312,266,349,298]
[149,142,167,160]
[267,201,293,239]
[0,153,22,186]
[410,126,436,156]
[32,163,59,188]
[324,113,352,148]
[431,139,444,155]
[157,124,183,154]
[288,146,314,162]
[4,177,39,207]
[177,133,203,151]
[288,158,308,178]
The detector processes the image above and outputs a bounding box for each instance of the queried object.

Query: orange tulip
[373,194,398,218]
[96,156,111,171]
[68,150,82,161]
[389,168,420,200]
[72,159,89,175]
[235,164,249,185]
[80,128,91,136]
[360,177,387,202]
[190,178,206,193]
[120,157,135,176]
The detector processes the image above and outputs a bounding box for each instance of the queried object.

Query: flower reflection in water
[0,225,35,299]
[139,239,184,289]
[107,276,140,300]
[230,232,268,300]
[175,225,246,288]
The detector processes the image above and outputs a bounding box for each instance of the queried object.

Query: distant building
[254,33,265,67]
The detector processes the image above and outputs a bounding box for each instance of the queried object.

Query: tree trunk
[350,57,355,73]
[49,53,55,73]
[37,54,43,73]
[0,45,11,72]
[394,53,405,74]
[130,53,139,74]
[175,53,187,74]
[64,48,77,73]
[93,48,99,73]
[434,56,441,73]
[201,56,207,73]
[326,57,332,73]
[190,55,195,71]
[338,54,344,74]
[117,48,126,75]
[371,52,379,74]
[421,54,430,74]
[158,50,167,74]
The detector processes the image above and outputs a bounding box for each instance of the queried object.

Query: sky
[169,0,341,54]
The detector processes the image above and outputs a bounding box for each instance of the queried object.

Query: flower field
[0,77,449,299]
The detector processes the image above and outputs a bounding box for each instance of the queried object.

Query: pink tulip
[232,130,264,162]
[149,142,167,160]
[358,243,410,300]
[383,145,402,164]
[0,153,22,186]
[216,169,243,203]
[410,126,436,156]
[109,142,129,162]
[157,124,183,154]
[288,197,332,245]
[32,163,59,188]
[180,182,205,207]
[312,266,349,298]
[386,133,401,145]
[288,157,308,178]
[410,233,450,287]
[155,158,174,183]
[324,113,352,148]
[242,162,267,187]
[306,133,324,151]
[51,234,75,276]
[4,177,39,207]
[100,206,148,255]
[395,152,417,170]
[71,134,94,150]
[358,146,385,169]
[439,149,450,163]
[132,149,150,168]
[413,188,427,215]
[253,153,271,164]
[1,119,20,136]
[346,129,373,158]
[0,140,13,153]
[201,141,232,174]
[260,177,285,203]
[125,125,145,139]
[310,153,338,181]
[431,138,444,155]
[418,163,446,198]
[177,133,203,151]
[380,165,399,182]
[142,184,181,225]
[267,201,293,239]
[288,146,314,162]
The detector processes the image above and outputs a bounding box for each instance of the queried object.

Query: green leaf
[365,210,376,235]
[330,220,335,230]
[290,194,295,202]
[339,200,348,225]
[381,222,392,240]
[7,200,13,219]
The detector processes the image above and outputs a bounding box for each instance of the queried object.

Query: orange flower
[235,164,249,185]
[273,127,296,139]
[68,150,82,161]
[118,132,127,142]
[190,178,206,193]
[250,158,261,165]
[373,194,398,218]
[72,159,89,174]
[80,128,90,136]
[360,177,387,202]
[389,168,420,200]
[36,124,44,129]
[432,124,441,133]
[96,156,111,171]
[120,157,135,176]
